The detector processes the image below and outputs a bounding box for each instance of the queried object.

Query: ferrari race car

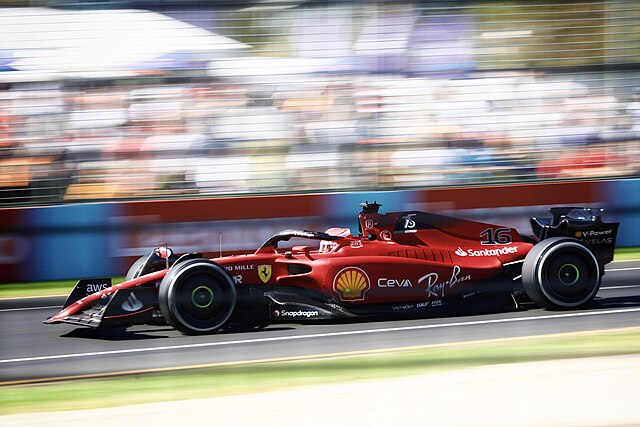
[46,202,619,335]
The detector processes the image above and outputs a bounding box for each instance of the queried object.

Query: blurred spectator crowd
[1,70,639,206]
[1,0,639,206]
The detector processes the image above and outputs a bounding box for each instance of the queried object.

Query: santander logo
[455,246,518,257]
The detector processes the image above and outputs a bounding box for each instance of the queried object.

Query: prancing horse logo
[258,264,272,283]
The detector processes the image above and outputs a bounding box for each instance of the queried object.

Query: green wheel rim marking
[192,286,214,308]
[558,263,580,286]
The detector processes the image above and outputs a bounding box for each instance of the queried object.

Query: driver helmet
[319,227,351,253]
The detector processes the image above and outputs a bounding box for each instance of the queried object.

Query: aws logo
[333,267,370,301]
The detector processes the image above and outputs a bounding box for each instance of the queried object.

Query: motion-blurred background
[0,0,639,282]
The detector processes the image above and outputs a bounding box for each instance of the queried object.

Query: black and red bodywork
[45,203,619,335]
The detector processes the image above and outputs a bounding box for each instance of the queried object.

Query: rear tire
[522,237,601,310]
[159,259,237,335]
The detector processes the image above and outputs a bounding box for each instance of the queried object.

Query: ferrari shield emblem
[258,264,272,283]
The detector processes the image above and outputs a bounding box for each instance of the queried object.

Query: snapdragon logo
[279,310,319,318]
[457,246,518,257]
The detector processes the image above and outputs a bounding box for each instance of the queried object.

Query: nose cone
[43,315,61,324]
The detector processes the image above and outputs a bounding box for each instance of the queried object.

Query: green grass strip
[613,247,640,261]
[0,277,125,299]
[2,327,639,415]
[1,247,638,300]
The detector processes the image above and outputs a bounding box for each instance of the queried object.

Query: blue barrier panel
[26,203,122,281]
[323,190,414,232]
[605,178,640,248]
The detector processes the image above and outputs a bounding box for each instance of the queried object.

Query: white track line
[600,285,640,290]
[2,307,640,365]
[0,306,59,312]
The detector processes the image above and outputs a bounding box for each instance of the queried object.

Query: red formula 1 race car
[46,202,619,335]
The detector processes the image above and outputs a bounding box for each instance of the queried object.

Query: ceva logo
[455,247,467,257]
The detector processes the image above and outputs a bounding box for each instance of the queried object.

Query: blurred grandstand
[0,1,639,206]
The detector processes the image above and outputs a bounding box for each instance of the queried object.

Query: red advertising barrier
[126,193,327,223]
[418,181,601,209]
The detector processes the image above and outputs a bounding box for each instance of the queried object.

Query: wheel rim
[191,285,214,309]
[558,263,580,286]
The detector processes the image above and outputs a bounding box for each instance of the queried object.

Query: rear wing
[531,207,619,267]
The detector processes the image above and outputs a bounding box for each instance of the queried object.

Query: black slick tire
[522,237,601,310]
[159,259,237,335]
[125,255,148,281]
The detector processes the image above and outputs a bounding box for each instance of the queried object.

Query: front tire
[125,256,147,281]
[159,259,237,335]
[522,237,601,310]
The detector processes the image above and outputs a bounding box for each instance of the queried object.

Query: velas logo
[333,267,370,301]
[455,247,467,257]
[575,229,614,245]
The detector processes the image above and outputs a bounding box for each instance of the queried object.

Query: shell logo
[333,267,370,302]
[575,231,583,238]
